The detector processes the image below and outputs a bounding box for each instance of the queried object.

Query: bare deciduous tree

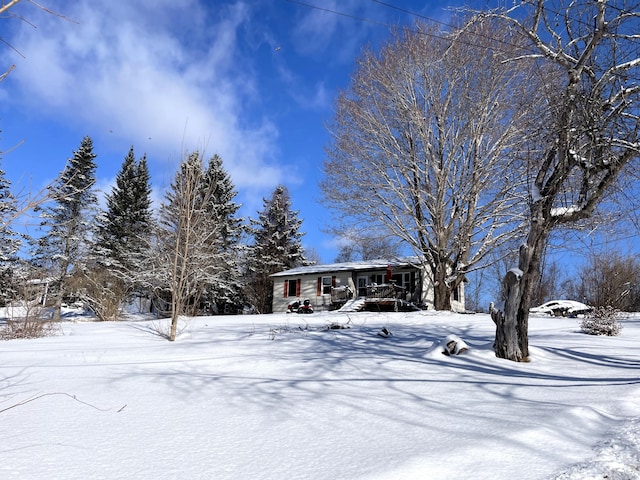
[565,250,640,311]
[153,152,223,341]
[485,0,640,361]
[322,19,536,310]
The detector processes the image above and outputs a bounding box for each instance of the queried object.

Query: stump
[442,334,469,356]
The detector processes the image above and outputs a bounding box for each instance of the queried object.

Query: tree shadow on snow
[111,313,640,432]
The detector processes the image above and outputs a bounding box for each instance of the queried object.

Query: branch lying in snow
[0,393,124,414]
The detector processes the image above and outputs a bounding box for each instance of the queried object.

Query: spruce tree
[200,154,244,313]
[95,146,153,273]
[88,147,153,319]
[246,185,307,313]
[0,162,21,306]
[32,136,97,320]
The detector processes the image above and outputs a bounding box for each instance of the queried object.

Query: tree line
[0,138,307,339]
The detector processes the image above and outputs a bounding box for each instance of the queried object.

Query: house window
[371,274,384,285]
[322,276,333,295]
[286,279,299,298]
[392,272,414,293]
[453,284,460,302]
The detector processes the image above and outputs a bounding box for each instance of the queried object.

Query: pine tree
[199,154,244,313]
[94,146,153,272]
[0,162,21,306]
[32,136,97,320]
[246,185,307,313]
[87,147,154,320]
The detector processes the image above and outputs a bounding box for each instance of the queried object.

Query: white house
[270,257,465,313]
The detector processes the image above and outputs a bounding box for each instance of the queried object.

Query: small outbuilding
[270,257,465,313]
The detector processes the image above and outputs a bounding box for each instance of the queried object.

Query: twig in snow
[0,392,111,414]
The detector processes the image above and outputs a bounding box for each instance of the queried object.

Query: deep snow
[1,309,639,479]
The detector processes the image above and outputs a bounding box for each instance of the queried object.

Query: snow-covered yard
[1,309,639,479]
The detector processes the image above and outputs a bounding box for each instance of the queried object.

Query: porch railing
[366,283,406,299]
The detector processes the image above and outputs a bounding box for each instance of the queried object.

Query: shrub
[0,303,60,340]
[580,306,623,336]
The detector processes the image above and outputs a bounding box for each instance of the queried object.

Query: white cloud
[4,0,287,192]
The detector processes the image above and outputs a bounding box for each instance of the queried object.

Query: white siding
[272,273,354,313]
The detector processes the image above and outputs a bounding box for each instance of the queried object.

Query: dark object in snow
[442,334,469,356]
[287,298,314,314]
[327,322,350,330]
[377,327,392,338]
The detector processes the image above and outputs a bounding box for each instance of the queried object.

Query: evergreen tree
[94,146,153,272]
[86,147,154,320]
[32,136,97,320]
[0,162,21,306]
[199,154,244,313]
[246,185,307,313]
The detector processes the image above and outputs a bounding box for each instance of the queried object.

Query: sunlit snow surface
[1,309,639,479]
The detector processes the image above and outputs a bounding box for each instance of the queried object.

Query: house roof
[270,256,421,277]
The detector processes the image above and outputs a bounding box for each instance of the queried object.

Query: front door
[357,276,368,297]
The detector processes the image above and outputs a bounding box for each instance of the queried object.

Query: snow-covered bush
[580,306,622,336]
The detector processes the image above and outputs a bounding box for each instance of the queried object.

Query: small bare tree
[153,152,223,341]
[484,0,640,361]
[322,19,537,310]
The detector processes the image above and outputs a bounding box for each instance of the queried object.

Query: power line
[287,0,639,69]
[284,0,540,56]
[284,0,400,30]
[369,0,433,22]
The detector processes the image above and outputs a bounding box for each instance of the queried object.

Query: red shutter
[284,280,288,298]
[317,277,322,296]
[332,276,336,287]
[296,279,301,297]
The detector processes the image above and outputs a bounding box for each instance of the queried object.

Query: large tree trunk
[433,280,452,311]
[493,222,550,361]
[432,259,452,311]
[491,268,523,361]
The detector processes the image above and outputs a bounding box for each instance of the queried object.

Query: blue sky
[0,0,495,263]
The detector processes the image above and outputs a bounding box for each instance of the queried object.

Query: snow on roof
[271,256,421,277]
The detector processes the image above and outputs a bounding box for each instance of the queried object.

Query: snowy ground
[1,309,639,479]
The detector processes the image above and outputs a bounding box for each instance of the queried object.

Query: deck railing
[366,283,406,299]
